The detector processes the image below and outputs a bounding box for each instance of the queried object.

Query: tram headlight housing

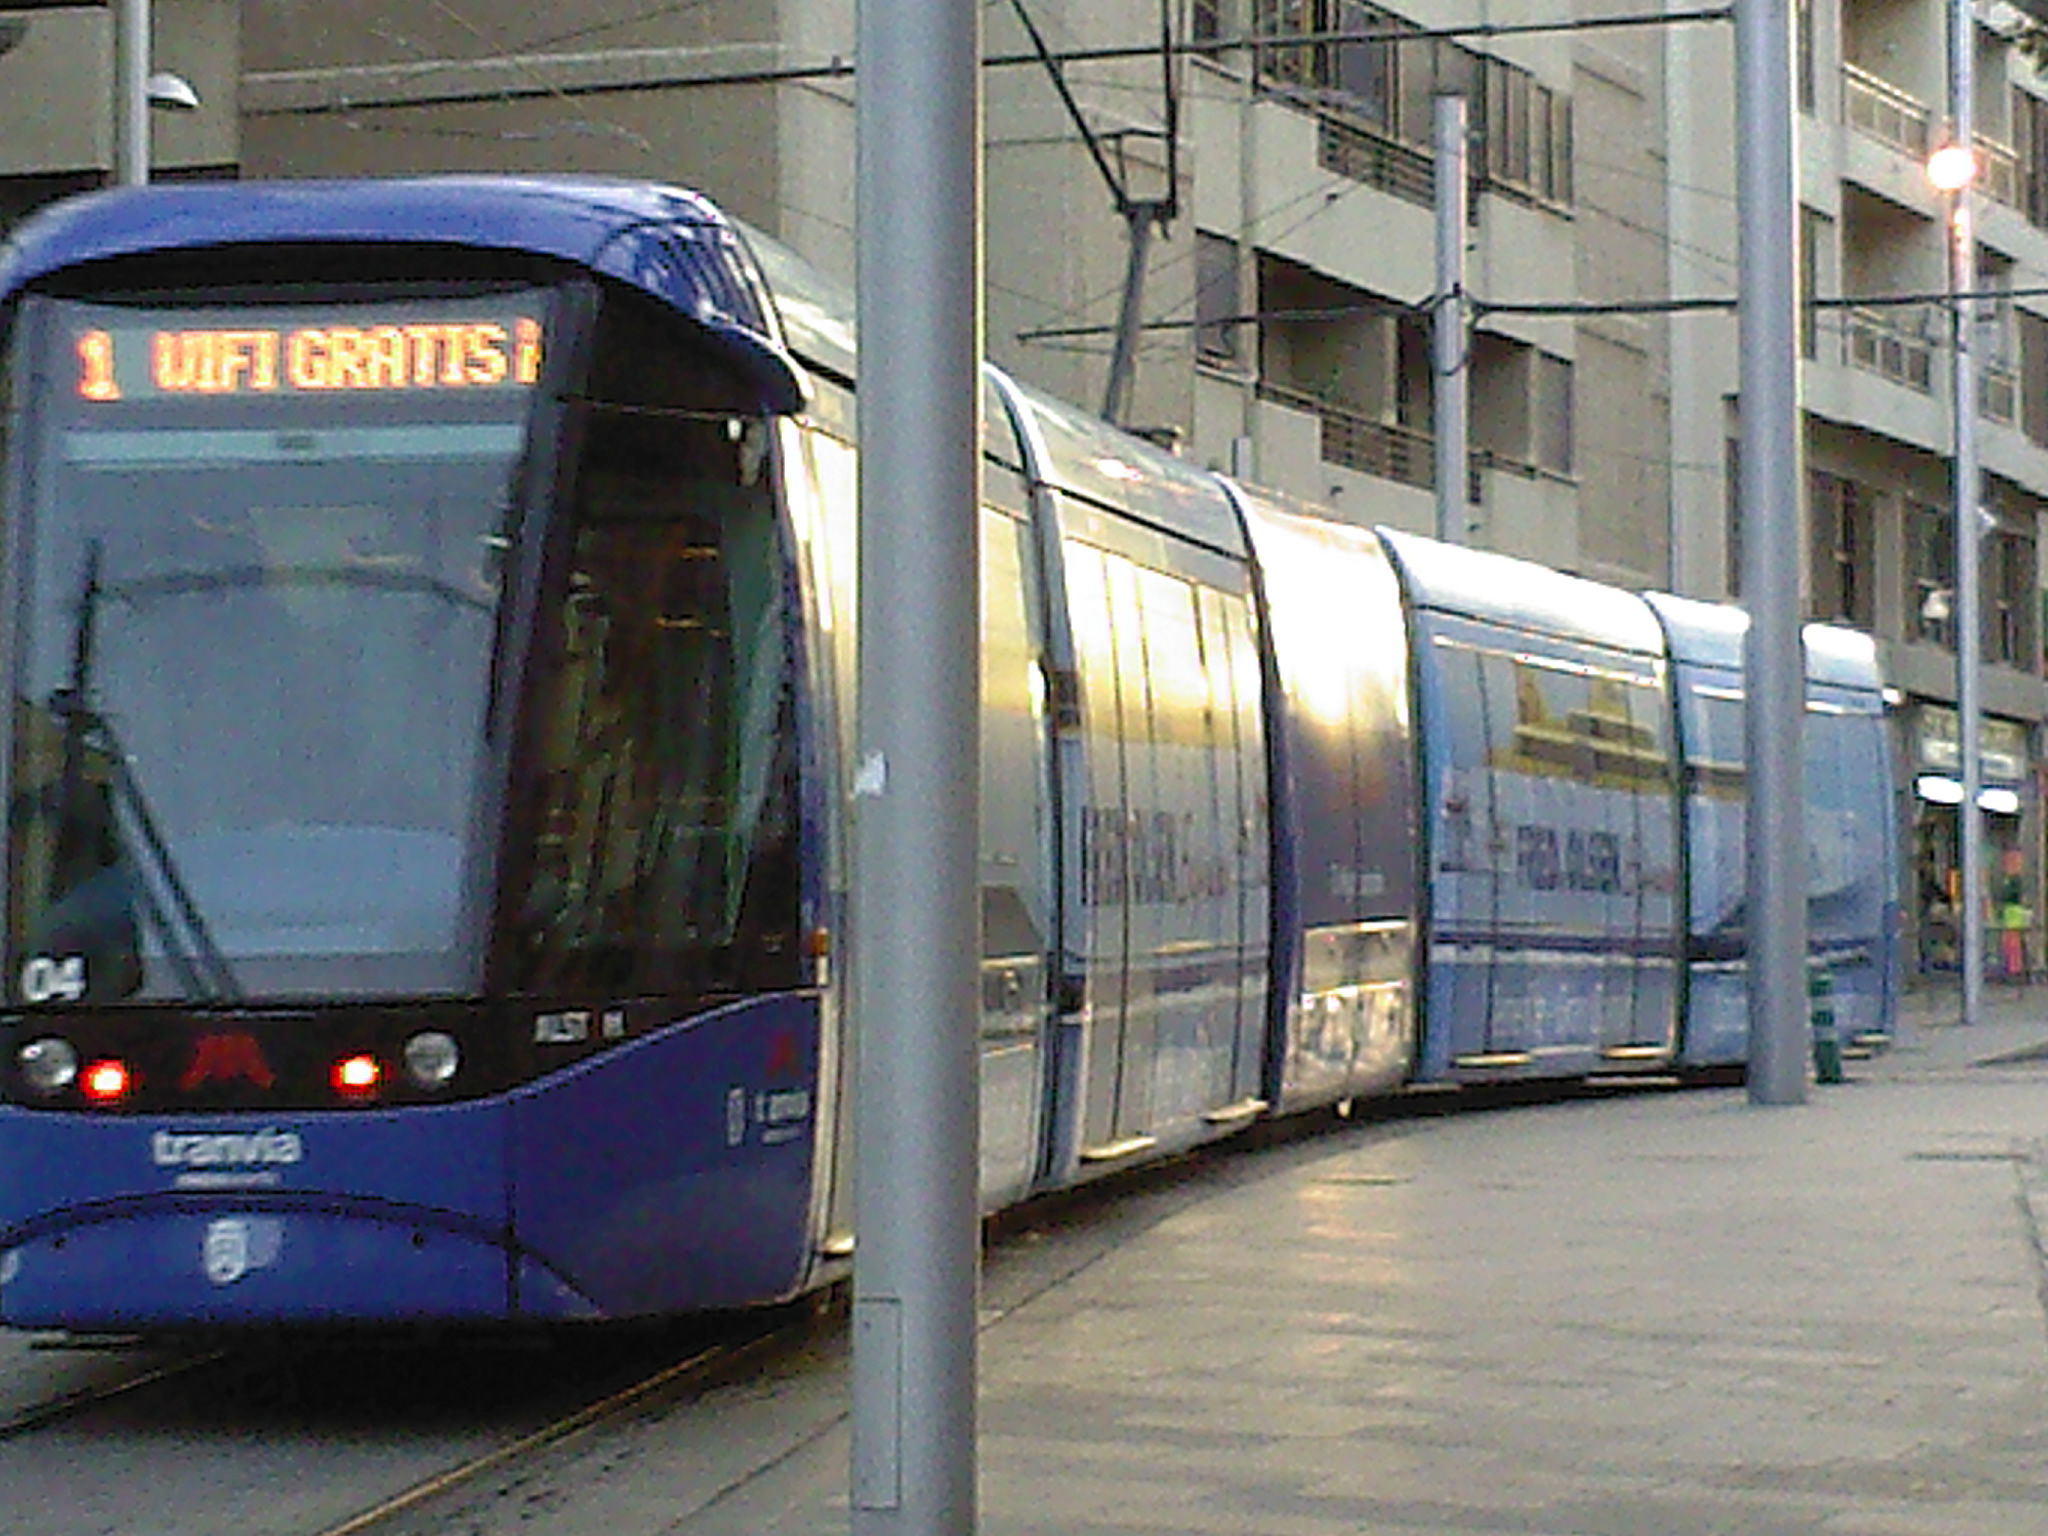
[402,1031,460,1090]
[17,1036,79,1096]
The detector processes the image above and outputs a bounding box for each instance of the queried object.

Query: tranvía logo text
[151,1129,304,1168]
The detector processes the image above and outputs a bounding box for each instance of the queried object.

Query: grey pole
[851,0,982,1531]
[1734,0,1808,1104]
[1432,93,1469,545]
[113,0,149,185]
[1102,202,1157,425]
[1945,0,1984,1028]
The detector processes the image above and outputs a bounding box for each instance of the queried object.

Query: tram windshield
[4,289,555,1002]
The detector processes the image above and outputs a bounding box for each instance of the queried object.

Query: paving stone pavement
[425,986,2048,1536]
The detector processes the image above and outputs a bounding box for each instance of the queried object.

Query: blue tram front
[0,179,833,1325]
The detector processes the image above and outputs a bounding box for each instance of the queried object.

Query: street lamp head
[1927,142,1977,193]
[146,71,200,112]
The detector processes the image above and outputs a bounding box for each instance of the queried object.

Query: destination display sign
[70,307,545,402]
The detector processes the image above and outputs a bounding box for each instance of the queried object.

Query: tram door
[1416,620,1499,1068]
[1062,541,1138,1150]
[976,480,1055,1210]
[1059,527,1264,1162]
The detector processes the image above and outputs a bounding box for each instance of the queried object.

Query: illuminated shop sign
[1912,703,2027,784]
[73,317,544,401]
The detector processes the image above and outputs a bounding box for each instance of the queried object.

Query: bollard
[1807,961,1843,1085]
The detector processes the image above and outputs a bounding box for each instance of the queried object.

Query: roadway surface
[546,988,2048,1536]
[0,986,2042,1534]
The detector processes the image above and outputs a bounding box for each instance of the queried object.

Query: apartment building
[1664,0,2048,977]
[0,0,237,219]
[0,0,2043,981]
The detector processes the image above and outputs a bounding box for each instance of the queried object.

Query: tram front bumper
[0,1200,597,1328]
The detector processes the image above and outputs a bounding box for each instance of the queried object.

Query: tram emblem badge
[202,1216,282,1287]
[204,1220,248,1285]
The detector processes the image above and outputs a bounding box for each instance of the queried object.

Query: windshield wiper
[52,542,241,1002]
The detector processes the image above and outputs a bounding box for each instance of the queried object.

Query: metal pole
[1735,0,1808,1103]
[1102,202,1157,425]
[1432,93,1469,545]
[852,0,982,1531]
[1947,0,1983,1027]
[113,0,148,185]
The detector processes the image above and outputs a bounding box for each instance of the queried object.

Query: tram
[0,177,1896,1329]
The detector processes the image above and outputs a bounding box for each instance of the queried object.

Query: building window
[1256,0,1402,125]
[1725,436,1742,597]
[1479,56,1571,205]
[1254,0,1325,91]
[2019,89,2048,229]
[1252,0,1570,209]
[1986,525,2037,668]
[1795,0,1815,115]
[1192,0,1224,44]
[1396,34,1482,146]
[1907,500,1955,647]
[1195,233,1242,365]
[2021,308,2048,448]
[1332,0,1394,125]
[1551,95,1573,205]
[1808,470,1872,627]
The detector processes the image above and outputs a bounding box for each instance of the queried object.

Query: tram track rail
[305,1311,819,1536]
[0,1344,226,1441]
[0,1309,815,1536]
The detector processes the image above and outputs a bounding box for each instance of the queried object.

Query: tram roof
[0,175,807,413]
[997,376,1248,558]
[1376,526,1665,656]
[1643,591,1747,670]
[1646,591,1884,691]
[1802,620,1882,691]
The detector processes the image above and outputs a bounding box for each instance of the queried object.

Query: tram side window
[508,308,797,997]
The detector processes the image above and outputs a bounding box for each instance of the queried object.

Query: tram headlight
[16,1037,79,1096]
[402,1031,460,1090]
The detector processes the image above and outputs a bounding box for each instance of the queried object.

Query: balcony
[1256,380,1434,488]
[1840,63,2021,211]
[1317,117,1434,210]
[1842,305,1936,393]
[1842,63,1930,160]
[1979,136,2021,211]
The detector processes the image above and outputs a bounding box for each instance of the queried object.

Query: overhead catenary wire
[1020,282,2043,346]
[255,8,1740,357]
[249,9,1734,117]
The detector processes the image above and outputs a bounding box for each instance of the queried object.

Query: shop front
[1910,705,2035,979]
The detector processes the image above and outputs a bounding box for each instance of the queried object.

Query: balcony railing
[1842,305,1936,393]
[1317,118,1435,210]
[1979,135,2021,209]
[1258,380,1434,488]
[1842,62,1931,159]
[1840,62,2021,211]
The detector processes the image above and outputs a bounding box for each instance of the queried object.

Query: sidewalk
[422,991,2048,1536]
[1886,976,2048,1073]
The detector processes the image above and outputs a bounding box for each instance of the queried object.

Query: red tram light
[331,1054,383,1098]
[79,1058,133,1105]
